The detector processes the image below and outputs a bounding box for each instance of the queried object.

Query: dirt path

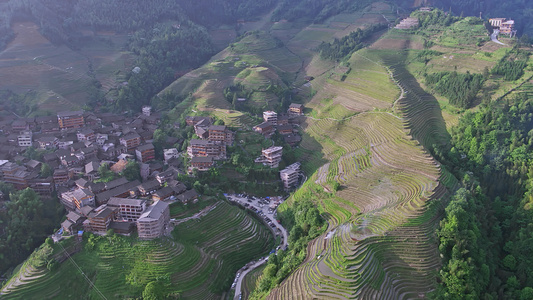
[170,202,220,226]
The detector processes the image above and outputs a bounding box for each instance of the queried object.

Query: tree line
[414,8,460,29]
[316,24,387,61]
[271,0,374,23]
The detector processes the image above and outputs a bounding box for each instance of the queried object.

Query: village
[0,102,305,241]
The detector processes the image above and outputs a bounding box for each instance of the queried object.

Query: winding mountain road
[226,195,288,300]
[491,29,506,45]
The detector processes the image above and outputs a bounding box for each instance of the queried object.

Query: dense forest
[271,0,374,23]
[425,71,485,108]
[112,22,215,112]
[432,96,533,299]
[492,48,530,81]
[179,0,277,25]
[0,187,63,274]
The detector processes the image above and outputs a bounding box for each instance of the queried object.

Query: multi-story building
[60,191,77,211]
[208,125,233,144]
[29,178,54,198]
[177,189,198,203]
[277,115,290,126]
[41,122,61,134]
[253,122,275,137]
[137,200,170,240]
[83,205,117,233]
[72,188,95,209]
[18,131,33,147]
[94,180,141,205]
[37,136,59,150]
[489,18,516,36]
[96,133,108,146]
[11,119,29,132]
[255,146,283,168]
[152,187,175,202]
[136,180,161,197]
[120,132,141,150]
[500,20,515,36]
[164,148,180,163]
[57,111,85,130]
[288,103,304,115]
[85,161,101,181]
[0,162,29,190]
[185,116,213,127]
[135,144,155,163]
[187,139,226,160]
[280,162,301,190]
[53,168,71,187]
[277,124,293,135]
[61,211,85,234]
[77,128,96,142]
[263,111,278,126]
[190,156,214,171]
[489,18,506,29]
[155,169,176,185]
[142,105,152,116]
[107,197,147,222]
[35,115,57,126]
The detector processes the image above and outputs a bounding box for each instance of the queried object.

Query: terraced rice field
[267,47,450,299]
[2,202,273,299]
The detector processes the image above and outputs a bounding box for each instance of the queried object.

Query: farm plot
[306,49,399,116]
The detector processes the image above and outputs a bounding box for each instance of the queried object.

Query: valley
[1,0,533,299]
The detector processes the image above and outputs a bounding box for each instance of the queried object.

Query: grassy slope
[1,202,274,299]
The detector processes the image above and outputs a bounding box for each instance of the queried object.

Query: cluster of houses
[252,104,303,147]
[59,165,198,239]
[185,116,235,172]
[0,106,201,239]
[0,101,308,238]
[0,106,168,197]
